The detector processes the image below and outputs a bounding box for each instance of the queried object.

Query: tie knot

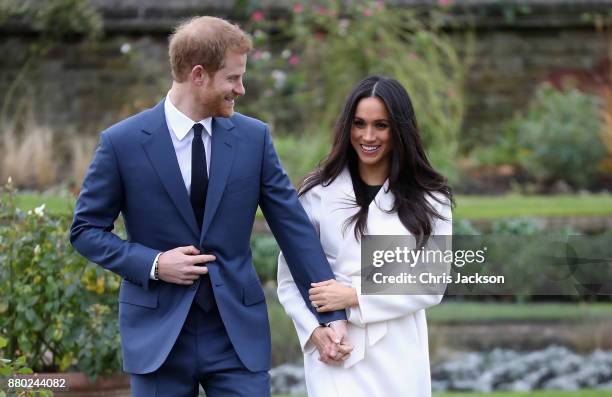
[192,123,204,138]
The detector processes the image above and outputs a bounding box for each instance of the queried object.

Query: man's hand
[157,245,215,285]
[309,279,358,312]
[309,326,352,365]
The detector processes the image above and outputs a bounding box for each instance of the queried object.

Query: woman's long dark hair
[300,75,454,241]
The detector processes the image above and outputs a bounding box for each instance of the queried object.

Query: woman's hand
[309,279,358,312]
[309,326,352,365]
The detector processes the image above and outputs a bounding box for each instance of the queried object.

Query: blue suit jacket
[70,99,346,374]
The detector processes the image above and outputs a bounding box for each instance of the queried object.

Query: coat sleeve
[259,126,346,324]
[347,195,452,326]
[276,187,323,353]
[70,132,159,289]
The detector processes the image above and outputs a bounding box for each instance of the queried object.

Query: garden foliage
[0,179,122,378]
[241,0,467,182]
[517,85,604,189]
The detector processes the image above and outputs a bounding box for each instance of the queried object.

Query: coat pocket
[118,279,159,308]
[242,280,265,306]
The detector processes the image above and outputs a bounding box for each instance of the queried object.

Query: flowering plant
[240,0,467,181]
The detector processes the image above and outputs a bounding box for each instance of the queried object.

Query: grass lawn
[14,193,75,214]
[427,301,612,324]
[13,193,612,219]
[274,391,612,397]
[454,194,612,219]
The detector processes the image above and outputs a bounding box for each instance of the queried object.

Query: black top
[363,183,383,205]
[348,161,384,206]
[351,173,382,205]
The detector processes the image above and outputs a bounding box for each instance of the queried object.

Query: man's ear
[191,65,209,86]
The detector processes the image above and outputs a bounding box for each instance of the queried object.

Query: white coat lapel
[369,178,407,235]
[323,168,409,368]
[324,169,361,281]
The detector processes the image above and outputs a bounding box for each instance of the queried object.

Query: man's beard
[204,93,234,118]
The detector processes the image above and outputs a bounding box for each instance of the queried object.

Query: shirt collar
[164,94,213,141]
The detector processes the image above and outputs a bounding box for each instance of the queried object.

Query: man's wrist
[150,252,162,280]
[325,320,347,327]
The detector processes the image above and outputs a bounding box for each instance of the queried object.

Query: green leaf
[24,309,36,323]
[0,336,7,348]
[17,367,33,374]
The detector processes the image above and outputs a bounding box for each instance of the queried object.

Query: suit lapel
[201,117,237,241]
[140,100,200,239]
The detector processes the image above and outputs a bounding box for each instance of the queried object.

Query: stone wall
[0,0,610,140]
[464,28,608,144]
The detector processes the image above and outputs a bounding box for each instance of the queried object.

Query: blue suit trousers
[130,303,270,397]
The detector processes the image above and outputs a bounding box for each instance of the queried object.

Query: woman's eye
[376,123,388,129]
[353,120,365,127]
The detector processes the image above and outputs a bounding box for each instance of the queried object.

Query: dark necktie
[190,123,214,312]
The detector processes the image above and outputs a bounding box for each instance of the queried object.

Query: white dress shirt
[149,95,213,279]
[164,95,213,187]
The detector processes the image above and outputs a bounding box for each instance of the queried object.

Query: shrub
[599,86,612,174]
[0,179,122,378]
[516,84,605,189]
[453,219,481,235]
[0,335,52,397]
[251,233,281,283]
[482,221,607,302]
[490,217,542,235]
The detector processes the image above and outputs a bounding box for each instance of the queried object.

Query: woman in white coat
[277,76,453,397]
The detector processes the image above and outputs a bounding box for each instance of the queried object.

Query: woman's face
[350,97,393,175]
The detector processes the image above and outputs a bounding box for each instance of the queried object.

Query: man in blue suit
[70,16,350,397]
